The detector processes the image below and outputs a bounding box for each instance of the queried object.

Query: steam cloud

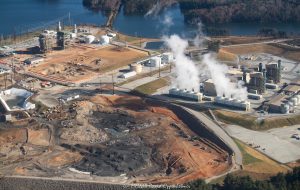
[203,54,248,100]
[163,35,200,92]
[163,26,248,100]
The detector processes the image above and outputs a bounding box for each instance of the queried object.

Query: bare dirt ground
[214,36,273,46]
[0,95,230,185]
[27,45,148,83]
[223,43,300,62]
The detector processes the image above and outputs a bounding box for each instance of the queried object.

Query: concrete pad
[226,125,300,163]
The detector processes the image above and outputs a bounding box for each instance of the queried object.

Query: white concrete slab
[226,125,300,163]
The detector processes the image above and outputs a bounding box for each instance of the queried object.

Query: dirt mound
[150,107,181,122]
[0,128,27,144]
[37,149,82,169]
[27,128,50,146]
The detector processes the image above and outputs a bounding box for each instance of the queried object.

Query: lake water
[1,0,300,38]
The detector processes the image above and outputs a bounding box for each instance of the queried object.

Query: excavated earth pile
[0,94,230,185]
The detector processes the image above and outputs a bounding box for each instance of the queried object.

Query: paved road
[181,107,243,167]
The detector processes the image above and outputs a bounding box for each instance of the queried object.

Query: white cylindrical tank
[100,35,110,44]
[120,71,137,79]
[130,63,143,73]
[281,103,290,114]
[291,98,298,106]
[149,56,162,67]
[85,35,95,44]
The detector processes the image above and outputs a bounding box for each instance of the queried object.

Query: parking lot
[226,125,300,163]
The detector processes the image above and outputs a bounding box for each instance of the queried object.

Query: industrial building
[226,69,248,83]
[215,96,251,111]
[0,46,14,57]
[203,79,217,96]
[0,65,11,75]
[282,85,300,96]
[266,60,281,84]
[146,56,164,67]
[130,63,142,73]
[24,57,44,65]
[169,88,203,102]
[85,35,96,44]
[264,94,288,113]
[247,72,266,94]
[0,88,35,112]
[39,33,56,53]
[161,52,174,64]
[119,71,137,79]
[57,31,72,49]
[100,35,110,45]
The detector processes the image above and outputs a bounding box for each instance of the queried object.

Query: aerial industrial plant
[0,14,300,190]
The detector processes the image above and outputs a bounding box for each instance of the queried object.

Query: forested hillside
[83,0,300,24]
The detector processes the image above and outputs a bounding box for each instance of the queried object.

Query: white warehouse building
[169,88,203,102]
[119,71,137,79]
[146,56,164,67]
[100,35,110,45]
[161,52,174,64]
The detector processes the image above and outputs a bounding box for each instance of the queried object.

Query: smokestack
[57,21,62,32]
[74,24,77,34]
[243,70,247,83]
[278,60,281,69]
[259,63,263,72]
[263,69,267,83]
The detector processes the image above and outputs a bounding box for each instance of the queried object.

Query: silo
[130,63,143,73]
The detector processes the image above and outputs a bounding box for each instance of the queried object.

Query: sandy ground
[28,44,148,83]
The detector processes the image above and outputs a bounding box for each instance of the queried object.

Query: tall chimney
[57,21,62,32]
[259,63,263,72]
[263,69,267,83]
[243,71,247,83]
[74,24,77,34]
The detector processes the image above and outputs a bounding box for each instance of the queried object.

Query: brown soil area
[0,128,27,144]
[37,149,82,168]
[28,45,148,83]
[0,94,230,185]
[27,128,50,146]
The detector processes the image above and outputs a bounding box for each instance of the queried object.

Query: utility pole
[4,73,7,90]
[158,62,161,78]
[112,74,115,95]
[68,12,71,26]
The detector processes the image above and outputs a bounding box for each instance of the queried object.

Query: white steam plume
[162,13,173,28]
[145,1,162,17]
[202,54,248,100]
[163,27,248,100]
[163,35,200,92]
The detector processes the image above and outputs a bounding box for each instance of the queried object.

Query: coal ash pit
[73,138,153,176]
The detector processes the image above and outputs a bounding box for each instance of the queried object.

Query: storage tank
[130,63,143,73]
[291,98,298,106]
[162,52,174,64]
[119,71,137,79]
[100,35,110,44]
[85,35,95,44]
[296,95,300,104]
[281,103,290,114]
[149,56,162,67]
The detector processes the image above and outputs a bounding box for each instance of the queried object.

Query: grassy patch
[234,139,261,165]
[134,77,170,95]
[213,109,300,130]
